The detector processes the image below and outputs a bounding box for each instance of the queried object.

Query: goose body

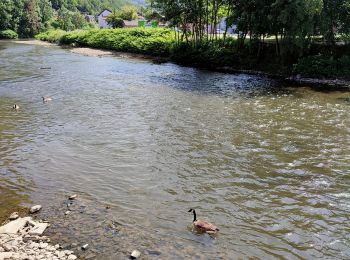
[42,96,52,102]
[189,209,219,234]
[12,104,19,110]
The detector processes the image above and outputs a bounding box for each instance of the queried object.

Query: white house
[98,9,112,29]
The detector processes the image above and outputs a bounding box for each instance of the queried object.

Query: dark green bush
[0,30,18,39]
[294,54,350,78]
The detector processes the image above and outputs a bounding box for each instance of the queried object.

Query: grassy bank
[36,29,350,79]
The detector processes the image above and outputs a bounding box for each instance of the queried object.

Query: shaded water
[0,41,349,259]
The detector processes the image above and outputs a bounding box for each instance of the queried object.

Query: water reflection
[0,41,349,259]
[0,97,34,222]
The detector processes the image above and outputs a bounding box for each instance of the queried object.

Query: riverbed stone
[130,250,141,259]
[69,194,77,200]
[29,205,42,214]
[0,217,31,234]
[28,223,48,235]
[0,252,13,259]
[9,212,19,220]
[57,250,65,258]
[67,255,77,260]
[39,242,48,249]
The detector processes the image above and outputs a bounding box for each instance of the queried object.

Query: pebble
[29,205,42,214]
[65,210,71,215]
[130,250,141,259]
[39,242,48,249]
[67,255,77,260]
[57,251,66,258]
[69,194,77,200]
[81,244,89,250]
[9,212,19,220]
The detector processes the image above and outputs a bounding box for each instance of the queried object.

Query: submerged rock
[69,194,77,200]
[130,250,141,259]
[29,205,42,214]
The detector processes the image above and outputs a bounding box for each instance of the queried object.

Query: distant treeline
[0,0,133,38]
[150,0,350,56]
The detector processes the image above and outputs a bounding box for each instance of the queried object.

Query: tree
[119,5,138,20]
[18,0,41,37]
[38,0,53,29]
[0,0,14,31]
[106,11,124,28]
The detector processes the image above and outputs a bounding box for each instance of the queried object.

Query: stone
[29,205,42,214]
[81,244,89,250]
[69,194,77,200]
[0,217,31,234]
[28,223,48,235]
[63,250,73,255]
[0,252,13,259]
[65,211,71,216]
[130,250,141,259]
[2,244,12,252]
[84,253,96,259]
[57,251,65,258]
[67,255,77,260]
[9,212,19,220]
[39,242,48,249]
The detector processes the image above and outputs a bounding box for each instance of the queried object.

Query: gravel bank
[0,216,77,260]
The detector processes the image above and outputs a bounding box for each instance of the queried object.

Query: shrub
[0,30,18,39]
[36,28,175,56]
[293,54,350,78]
[35,30,66,43]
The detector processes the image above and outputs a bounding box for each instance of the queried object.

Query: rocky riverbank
[0,213,77,260]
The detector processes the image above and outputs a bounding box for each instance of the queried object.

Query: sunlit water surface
[0,41,349,259]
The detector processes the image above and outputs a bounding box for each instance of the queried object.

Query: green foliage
[0,0,138,37]
[294,55,350,78]
[119,5,138,20]
[35,29,66,42]
[0,29,19,39]
[36,28,175,56]
[106,11,125,28]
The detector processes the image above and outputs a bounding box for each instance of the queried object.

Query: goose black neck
[192,209,197,222]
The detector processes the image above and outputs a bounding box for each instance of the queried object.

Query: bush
[0,30,18,39]
[36,28,175,56]
[293,54,350,78]
[35,30,67,43]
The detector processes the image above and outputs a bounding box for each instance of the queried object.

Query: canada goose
[12,104,19,110]
[188,209,219,234]
[42,96,52,102]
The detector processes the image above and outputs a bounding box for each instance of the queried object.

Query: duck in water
[188,209,219,234]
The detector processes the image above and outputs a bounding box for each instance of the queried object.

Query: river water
[0,41,349,259]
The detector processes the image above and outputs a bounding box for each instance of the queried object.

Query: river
[0,41,349,259]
